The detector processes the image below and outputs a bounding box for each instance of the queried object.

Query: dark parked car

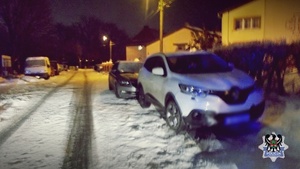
[50,60,60,76]
[108,61,143,98]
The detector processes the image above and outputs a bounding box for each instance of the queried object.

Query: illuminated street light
[102,35,108,41]
[138,45,143,50]
[102,35,113,62]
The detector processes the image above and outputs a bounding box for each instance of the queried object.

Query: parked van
[24,56,52,80]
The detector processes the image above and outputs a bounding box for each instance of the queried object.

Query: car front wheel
[108,76,113,90]
[114,83,122,98]
[165,99,185,133]
[137,85,151,108]
[44,74,50,80]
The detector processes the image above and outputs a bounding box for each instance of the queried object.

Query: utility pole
[159,0,164,52]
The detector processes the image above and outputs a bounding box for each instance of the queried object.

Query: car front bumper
[25,73,49,78]
[118,85,137,98]
[174,87,265,126]
[184,101,265,127]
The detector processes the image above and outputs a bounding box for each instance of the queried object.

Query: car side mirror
[152,67,164,76]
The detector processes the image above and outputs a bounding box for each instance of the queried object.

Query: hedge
[212,41,300,94]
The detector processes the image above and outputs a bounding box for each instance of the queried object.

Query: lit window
[234,16,261,30]
[252,17,261,28]
[235,19,243,30]
[244,18,251,29]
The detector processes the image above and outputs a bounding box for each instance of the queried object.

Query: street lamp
[159,0,164,52]
[102,35,114,62]
[145,0,173,52]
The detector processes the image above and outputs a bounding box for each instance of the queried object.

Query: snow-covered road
[0,69,299,169]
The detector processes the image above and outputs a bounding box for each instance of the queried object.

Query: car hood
[175,69,254,90]
[119,73,139,80]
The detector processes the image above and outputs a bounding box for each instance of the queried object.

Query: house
[126,24,221,61]
[126,26,159,62]
[220,0,300,45]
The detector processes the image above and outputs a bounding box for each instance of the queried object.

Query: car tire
[44,74,50,80]
[114,83,121,98]
[108,78,113,90]
[137,85,151,108]
[165,99,185,133]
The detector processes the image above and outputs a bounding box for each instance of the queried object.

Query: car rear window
[117,62,143,73]
[26,60,46,67]
[166,53,232,74]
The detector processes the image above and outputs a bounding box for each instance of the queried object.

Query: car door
[145,55,168,106]
[109,62,119,88]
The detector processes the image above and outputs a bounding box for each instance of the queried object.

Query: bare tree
[73,16,129,65]
[185,24,221,51]
[0,0,53,72]
[54,23,81,66]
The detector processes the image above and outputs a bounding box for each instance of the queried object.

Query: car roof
[150,50,213,58]
[26,56,49,60]
[116,60,143,64]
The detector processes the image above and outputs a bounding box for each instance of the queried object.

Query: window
[144,56,167,76]
[244,18,251,29]
[166,53,232,74]
[252,17,261,28]
[234,17,261,30]
[235,19,243,30]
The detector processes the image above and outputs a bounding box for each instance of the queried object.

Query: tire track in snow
[0,72,77,146]
[62,71,93,169]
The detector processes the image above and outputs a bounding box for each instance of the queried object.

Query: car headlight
[119,80,130,86]
[179,84,211,97]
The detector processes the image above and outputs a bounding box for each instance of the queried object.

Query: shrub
[213,41,300,94]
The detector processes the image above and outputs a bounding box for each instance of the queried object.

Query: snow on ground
[0,71,75,169]
[0,88,73,169]
[90,72,234,169]
[0,72,71,131]
[91,93,211,169]
[261,92,300,159]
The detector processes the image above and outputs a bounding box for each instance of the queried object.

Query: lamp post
[159,0,164,52]
[102,35,113,62]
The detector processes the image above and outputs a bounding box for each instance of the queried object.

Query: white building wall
[264,0,300,43]
[222,0,300,45]
[221,0,265,45]
[146,28,192,56]
[126,46,146,62]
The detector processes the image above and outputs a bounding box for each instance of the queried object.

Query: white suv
[137,51,265,132]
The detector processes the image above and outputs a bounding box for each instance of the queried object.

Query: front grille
[211,85,254,105]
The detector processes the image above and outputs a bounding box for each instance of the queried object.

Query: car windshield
[117,62,143,73]
[26,60,46,67]
[166,53,232,74]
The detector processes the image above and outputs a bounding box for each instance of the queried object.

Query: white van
[24,56,52,80]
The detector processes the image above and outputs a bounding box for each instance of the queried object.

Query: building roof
[128,26,159,46]
[218,0,253,17]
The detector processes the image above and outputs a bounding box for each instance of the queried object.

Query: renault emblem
[231,87,240,101]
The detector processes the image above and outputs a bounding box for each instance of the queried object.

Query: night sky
[51,0,247,37]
